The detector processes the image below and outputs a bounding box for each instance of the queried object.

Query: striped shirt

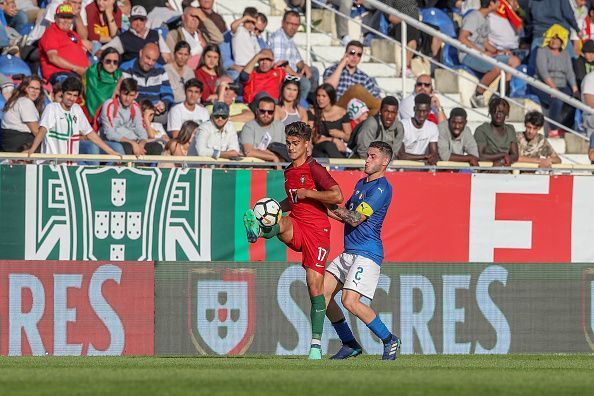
[323,63,381,99]
[268,28,303,70]
[120,58,174,110]
[39,102,93,155]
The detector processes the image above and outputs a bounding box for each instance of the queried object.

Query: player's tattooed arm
[328,204,366,227]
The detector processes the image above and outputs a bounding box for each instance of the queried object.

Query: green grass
[0,355,592,395]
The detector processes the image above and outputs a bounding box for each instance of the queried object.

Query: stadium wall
[1,164,594,263]
[2,260,593,355]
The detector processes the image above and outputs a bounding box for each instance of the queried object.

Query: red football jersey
[284,157,338,229]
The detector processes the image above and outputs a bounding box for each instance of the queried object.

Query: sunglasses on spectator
[416,82,431,87]
[214,114,228,120]
[285,75,301,82]
[258,108,274,115]
[348,49,363,57]
[103,59,119,65]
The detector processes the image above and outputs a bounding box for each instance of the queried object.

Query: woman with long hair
[0,75,45,152]
[275,77,307,126]
[159,120,199,168]
[165,41,197,103]
[195,44,224,104]
[83,47,122,117]
[307,83,352,158]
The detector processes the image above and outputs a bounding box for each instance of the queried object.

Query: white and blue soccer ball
[253,198,282,227]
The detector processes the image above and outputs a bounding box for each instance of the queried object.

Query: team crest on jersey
[583,268,594,352]
[189,268,256,355]
[300,175,306,185]
[359,193,364,199]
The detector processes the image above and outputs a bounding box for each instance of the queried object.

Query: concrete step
[559,154,589,165]
[216,0,271,15]
[358,62,398,78]
[293,32,334,47]
[311,45,371,62]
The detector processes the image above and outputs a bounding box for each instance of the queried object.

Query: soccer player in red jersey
[244,121,343,359]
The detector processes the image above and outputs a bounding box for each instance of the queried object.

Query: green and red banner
[0,165,591,263]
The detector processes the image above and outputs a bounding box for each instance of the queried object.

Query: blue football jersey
[344,176,392,265]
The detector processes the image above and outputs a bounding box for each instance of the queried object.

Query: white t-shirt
[398,94,415,120]
[39,102,93,155]
[401,118,439,155]
[232,25,260,67]
[167,102,209,132]
[1,97,40,133]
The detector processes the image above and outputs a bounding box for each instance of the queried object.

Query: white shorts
[326,253,381,300]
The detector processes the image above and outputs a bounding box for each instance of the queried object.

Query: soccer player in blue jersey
[325,140,401,360]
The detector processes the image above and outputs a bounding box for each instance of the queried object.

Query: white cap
[130,5,148,19]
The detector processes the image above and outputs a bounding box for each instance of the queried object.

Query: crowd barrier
[1,261,592,356]
[2,164,594,263]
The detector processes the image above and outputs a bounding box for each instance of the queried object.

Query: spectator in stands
[327,0,355,46]
[1,0,27,34]
[230,7,261,68]
[575,40,594,88]
[276,77,308,126]
[101,6,172,64]
[38,3,90,82]
[241,96,286,162]
[398,74,446,124]
[323,40,381,115]
[188,101,242,158]
[308,83,352,158]
[397,93,439,165]
[378,0,420,75]
[215,76,251,132]
[26,76,120,156]
[160,120,198,167]
[100,78,163,156]
[166,6,223,70]
[195,44,223,104]
[140,99,169,143]
[437,107,479,166]
[254,12,268,49]
[535,24,578,137]
[269,10,318,108]
[487,0,522,56]
[83,47,122,119]
[474,97,519,166]
[516,110,561,167]
[121,42,174,124]
[353,96,403,159]
[570,0,589,55]
[198,0,227,34]
[85,0,122,51]
[458,0,521,108]
[16,0,40,24]
[0,75,44,152]
[529,0,578,52]
[581,69,594,138]
[240,48,292,105]
[167,78,209,138]
[164,41,196,103]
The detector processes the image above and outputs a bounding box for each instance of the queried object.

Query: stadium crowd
[0,0,590,168]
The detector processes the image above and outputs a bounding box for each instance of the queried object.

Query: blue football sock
[332,319,355,344]
[367,316,392,344]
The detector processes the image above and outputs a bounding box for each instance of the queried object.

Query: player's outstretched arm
[297,185,343,205]
[328,204,367,227]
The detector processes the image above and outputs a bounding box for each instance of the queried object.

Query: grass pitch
[0,355,592,396]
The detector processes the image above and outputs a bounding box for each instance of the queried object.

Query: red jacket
[242,67,286,104]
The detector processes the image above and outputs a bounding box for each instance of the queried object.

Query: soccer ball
[253,198,282,227]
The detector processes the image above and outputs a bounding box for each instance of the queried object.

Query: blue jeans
[6,11,27,34]
[79,140,125,165]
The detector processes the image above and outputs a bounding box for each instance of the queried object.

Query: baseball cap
[347,98,369,120]
[55,3,75,18]
[212,101,230,117]
[583,40,594,54]
[130,5,148,19]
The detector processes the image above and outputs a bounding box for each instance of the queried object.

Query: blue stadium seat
[441,43,480,77]
[0,55,31,77]
[509,64,541,104]
[419,8,456,37]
